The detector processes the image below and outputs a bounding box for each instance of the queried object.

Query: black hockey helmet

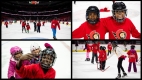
[112,41,118,47]
[112,2,127,11]
[131,45,135,49]
[39,48,57,69]
[100,46,103,50]
[86,6,100,25]
[102,46,106,50]
[112,2,127,22]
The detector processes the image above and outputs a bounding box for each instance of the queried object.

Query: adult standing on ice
[51,17,60,40]
[33,21,37,32]
[22,21,27,33]
[108,41,127,79]
[37,20,41,33]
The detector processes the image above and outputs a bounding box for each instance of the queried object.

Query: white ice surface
[73,52,141,79]
[2,22,71,39]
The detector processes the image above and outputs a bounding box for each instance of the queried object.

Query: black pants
[91,53,98,63]
[37,26,40,33]
[108,50,111,56]
[34,26,36,31]
[100,61,106,70]
[22,27,26,32]
[117,58,125,74]
[6,25,8,28]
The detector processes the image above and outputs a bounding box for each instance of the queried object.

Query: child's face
[14,52,22,61]
[88,12,97,21]
[114,10,126,20]
[40,54,53,69]
[31,48,40,56]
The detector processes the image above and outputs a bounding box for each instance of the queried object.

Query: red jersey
[107,44,112,50]
[84,44,91,52]
[26,24,30,30]
[42,21,45,25]
[102,17,141,39]
[98,50,107,61]
[16,63,55,79]
[127,49,138,62]
[51,19,60,30]
[72,19,107,39]
[22,22,26,27]
[37,22,41,27]
[5,21,8,26]
[97,42,100,48]
[92,43,99,53]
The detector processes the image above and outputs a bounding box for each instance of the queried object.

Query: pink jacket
[8,56,31,79]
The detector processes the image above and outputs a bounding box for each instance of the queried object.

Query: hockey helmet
[86,6,100,25]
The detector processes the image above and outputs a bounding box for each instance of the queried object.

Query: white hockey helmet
[30,42,40,52]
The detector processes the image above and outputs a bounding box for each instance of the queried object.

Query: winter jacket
[92,43,99,53]
[4,21,8,26]
[84,44,91,52]
[26,24,30,30]
[37,22,41,27]
[8,56,30,79]
[107,44,112,50]
[30,56,40,64]
[98,50,107,61]
[108,46,127,59]
[127,49,138,62]
[51,19,60,30]
[22,22,26,27]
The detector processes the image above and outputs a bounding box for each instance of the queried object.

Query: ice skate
[91,61,94,64]
[122,72,127,77]
[85,58,88,61]
[85,58,90,61]
[87,58,90,61]
[53,37,57,40]
[116,73,121,79]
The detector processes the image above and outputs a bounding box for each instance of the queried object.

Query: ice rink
[72,1,141,39]
[1,41,71,79]
[73,52,141,79]
[2,21,71,39]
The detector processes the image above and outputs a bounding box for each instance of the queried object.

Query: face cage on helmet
[86,11,100,25]
[40,54,57,69]
[112,9,127,23]
[39,49,57,69]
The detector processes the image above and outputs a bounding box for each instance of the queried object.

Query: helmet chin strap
[113,16,126,23]
[87,17,99,25]
[40,63,51,69]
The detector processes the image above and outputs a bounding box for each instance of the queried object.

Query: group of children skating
[83,41,139,79]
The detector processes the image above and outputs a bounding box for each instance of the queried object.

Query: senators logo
[87,30,100,39]
[112,29,127,39]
